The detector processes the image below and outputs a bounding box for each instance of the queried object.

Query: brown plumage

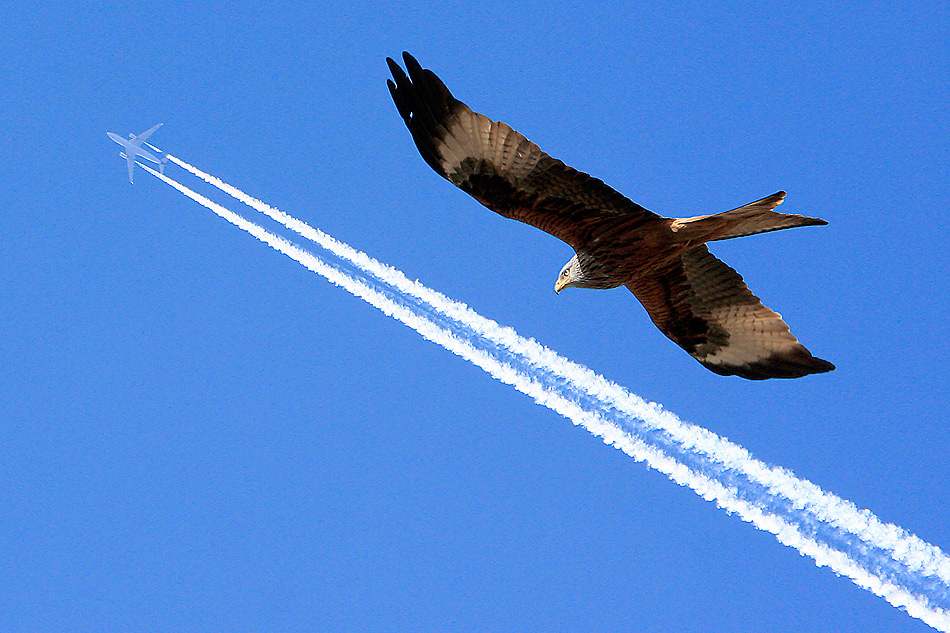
[387,52,834,380]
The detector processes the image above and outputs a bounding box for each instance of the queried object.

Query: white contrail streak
[167,154,950,585]
[142,162,950,631]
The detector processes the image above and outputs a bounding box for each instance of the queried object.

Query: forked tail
[670,192,828,244]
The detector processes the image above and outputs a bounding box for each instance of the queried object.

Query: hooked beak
[554,278,568,294]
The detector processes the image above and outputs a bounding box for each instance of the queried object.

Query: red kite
[388,53,833,380]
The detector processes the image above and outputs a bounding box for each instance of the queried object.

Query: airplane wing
[133,122,163,143]
[143,141,166,160]
[125,151,135,183]
[135,146,162,164]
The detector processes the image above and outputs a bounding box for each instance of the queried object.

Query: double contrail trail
[141,158,950,631]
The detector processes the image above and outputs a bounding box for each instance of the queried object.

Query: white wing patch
[436,107,545,183]
[679,247,830,377]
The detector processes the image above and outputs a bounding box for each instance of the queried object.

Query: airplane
[107,123,167,183]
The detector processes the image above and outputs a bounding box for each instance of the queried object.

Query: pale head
[555,253,625,293]
[555,256,583,294]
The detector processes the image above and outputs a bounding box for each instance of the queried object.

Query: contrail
[142,162,950,631]
[167,155,950,583]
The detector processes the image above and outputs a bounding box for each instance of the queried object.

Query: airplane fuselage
[108,132,162,165]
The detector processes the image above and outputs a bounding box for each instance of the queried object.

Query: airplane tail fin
[670,192,827,244]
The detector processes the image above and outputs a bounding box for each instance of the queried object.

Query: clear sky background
[3,2,949,631]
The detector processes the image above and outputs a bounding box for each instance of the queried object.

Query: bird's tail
[670,192,828,244]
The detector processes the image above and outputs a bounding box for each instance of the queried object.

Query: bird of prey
[386,52,834,380]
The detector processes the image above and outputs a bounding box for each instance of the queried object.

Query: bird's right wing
[387,53,661,248]
[625,246,834,379]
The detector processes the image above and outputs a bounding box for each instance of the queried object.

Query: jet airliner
[107,123,166,183]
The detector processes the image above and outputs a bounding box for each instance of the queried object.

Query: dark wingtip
[402,51,425,78]
[386,79,400,107]
[701,352,836,380]
[387,56,407,82]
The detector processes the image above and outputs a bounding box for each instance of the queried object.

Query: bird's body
[387,53,834,380]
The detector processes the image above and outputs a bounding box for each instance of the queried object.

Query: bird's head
[555,257,581,294]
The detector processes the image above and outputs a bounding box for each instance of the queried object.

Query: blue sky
[3,2,949,631]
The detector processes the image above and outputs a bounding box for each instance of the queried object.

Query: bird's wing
[387,53,661,248]
[625,246,834,379]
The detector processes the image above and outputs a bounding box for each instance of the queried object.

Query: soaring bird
[387,52,834,380]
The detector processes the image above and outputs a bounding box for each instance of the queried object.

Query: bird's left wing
[625,246,835,379]
[387,53,661,248]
